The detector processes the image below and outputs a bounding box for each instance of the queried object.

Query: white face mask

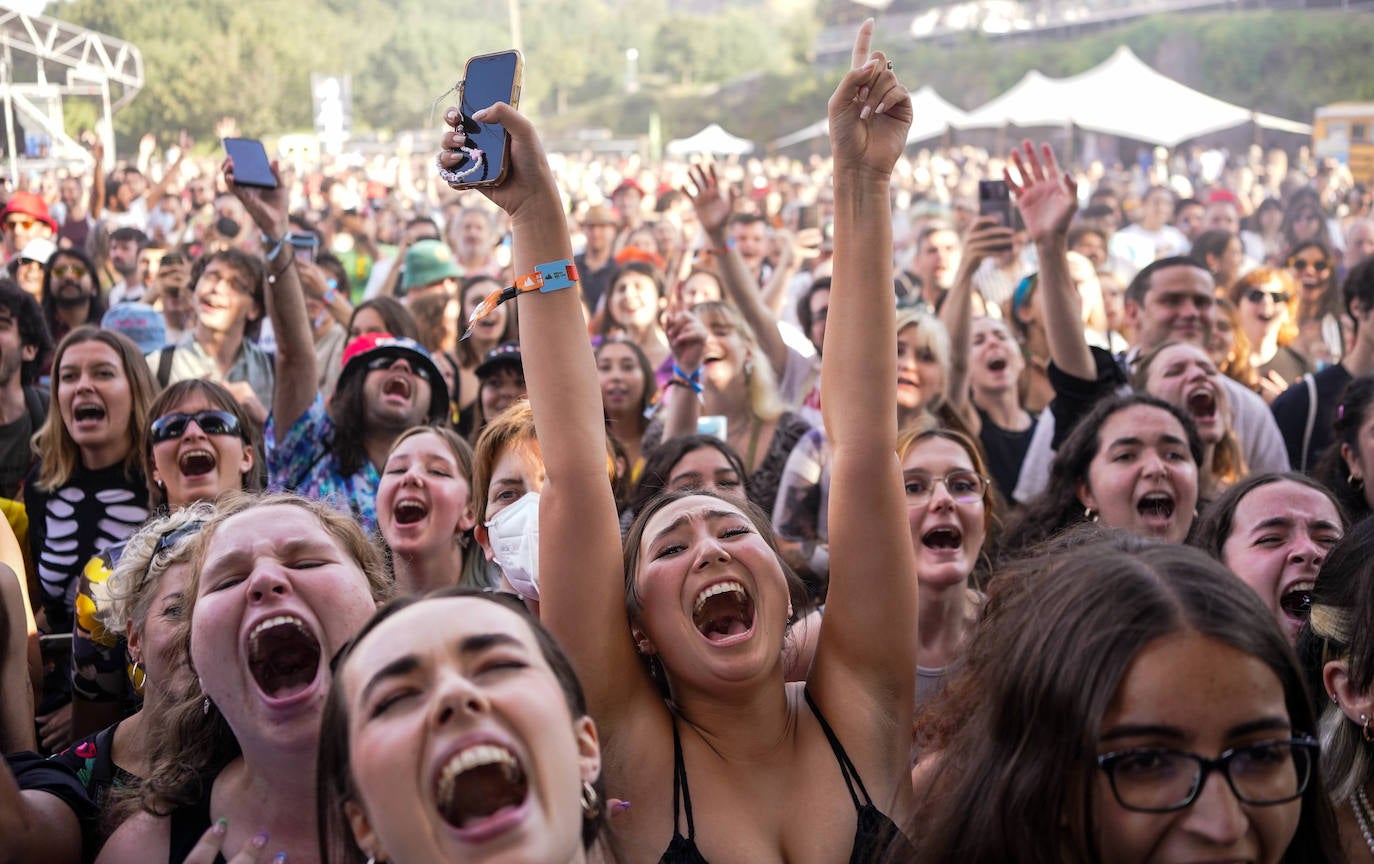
[486,491,539,600]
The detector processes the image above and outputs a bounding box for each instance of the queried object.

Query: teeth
[250,615,307,645]
[694,581,745,615]
[437,744,518,804]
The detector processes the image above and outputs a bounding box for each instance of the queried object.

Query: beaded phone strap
[436,146,487,186]
[461,260,580,341]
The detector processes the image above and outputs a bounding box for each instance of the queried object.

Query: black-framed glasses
[1289,258,1331,274]
[1097,737,1318,813]
[902,470,988,506]
[365,353,433,383]
[1244,289,1290,305]
[150,409,242,443]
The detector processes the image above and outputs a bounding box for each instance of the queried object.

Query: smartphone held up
[223,137,278,189]
[437,50,524,190]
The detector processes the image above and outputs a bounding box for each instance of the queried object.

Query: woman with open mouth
[317,589,617,864]
[454,275,516,437]
[506,21,918,860]
[27,327,157,753]
[913,537,1341,862]
[1287,239,1344,367]
[1229,267,1309,403]
[1192,472,1346,644]
[592,261,672,377]
[96,493,391,864]
[377,425,484,596]
[71,378,260,745]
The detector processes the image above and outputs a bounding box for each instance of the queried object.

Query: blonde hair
[33,326,157,492]
[693,301,785,422]
[102,503,215,640]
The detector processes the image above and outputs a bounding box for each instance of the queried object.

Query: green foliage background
[52,1,1374,151]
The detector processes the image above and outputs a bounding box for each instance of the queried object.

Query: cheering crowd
[2,18,1374,864]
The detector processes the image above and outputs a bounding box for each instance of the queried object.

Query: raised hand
[684,162,735,240]
[665,307,707,373]
[1006,141,1077,245]
[438,105,558,225]
[826,19,912,179]
[221,158,288,239]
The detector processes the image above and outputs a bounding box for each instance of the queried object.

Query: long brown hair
[32,326,157,491]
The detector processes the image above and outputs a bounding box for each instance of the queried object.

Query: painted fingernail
[273,854,288,864]
[860,105,872,120]
[616,800,632,811]
[876,102,887,115]
[859,86,870,102]
[253,833,269,848]
[213,818,228,836]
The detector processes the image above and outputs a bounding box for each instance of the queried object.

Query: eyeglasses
[1097,737,1317,813]
[365,353,433,383]
[903,470,988,506]
[1244,289,1291,305]
[5,216,35,231]
[50,263,88,279]
[1289,258,1331,274]
[150,409,242,443]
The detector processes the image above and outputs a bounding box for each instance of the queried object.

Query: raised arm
[941,217,1014,427]
[685,165,789,376]
[1007,142,1091,380]
[226,159,316,444]
[810,21,918,720]
[443,105,649,723]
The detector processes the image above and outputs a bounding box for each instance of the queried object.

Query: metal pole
[2,37,17,186]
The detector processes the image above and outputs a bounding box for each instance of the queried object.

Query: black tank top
[658,688,915,864]
[167,792,226,864]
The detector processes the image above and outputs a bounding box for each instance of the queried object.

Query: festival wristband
[461,260,580,341]
[261,234,288,262]
[672,363,702,384]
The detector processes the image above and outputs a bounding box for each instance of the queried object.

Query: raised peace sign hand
[827,19,912,180]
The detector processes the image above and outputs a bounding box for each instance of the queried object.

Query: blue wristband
[672,363,702,384]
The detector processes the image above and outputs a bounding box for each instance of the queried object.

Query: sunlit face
[1142,189,1174,228]
[1238,277,1290,347]
[341,598,599,864]
[194,259,260,334]
[903,437,986,591]
[969,317,1022,393]
[1220,481,1341,644]
[608,271,660,332]
[1175,203,1205,241]
[731,221,767,264]
[192,504,377,749]
[1078,404,1199,544]
[57,340,134,467]
[48,253,95,306]
[1072,231,1108,269]
[1093,631,1302,864]
[1287,248,1331,296]
[1204,201,1240,234]
[463,279,507,344]
[1126,265,1214,350]
[680,272,723,309]
[665,447,745,503]
[1142,343,1226,446]
[484,442,545,525]
[362,354,434,433]
[1346,221,1374,265]
[634,495,787,688]
[349,307,388,340]
[597,342,647,417]
[897,324,944,413]
[378,431,475,560]
[150,393,253,509]
[1290,208,1323,243]
[700,315,750,391]
[917,229,961,291]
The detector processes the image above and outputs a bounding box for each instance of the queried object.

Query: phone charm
[436,147,486,186]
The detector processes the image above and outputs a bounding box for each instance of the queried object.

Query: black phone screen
[455,52,520,187]
[223,138,278,189]
[978,180,1012,226]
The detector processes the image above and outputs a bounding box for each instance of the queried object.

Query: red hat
[2,191,56,232]
[612,179,645,198]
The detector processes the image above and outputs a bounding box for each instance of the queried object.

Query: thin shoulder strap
[1300,372,1318,473]
[671,717,696,839]
[804,687,869,809]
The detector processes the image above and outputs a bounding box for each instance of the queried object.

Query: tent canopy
[956,46,1312,147]
[770,85,969,150]
[666,123,754,156]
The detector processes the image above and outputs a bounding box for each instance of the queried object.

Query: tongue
[441,763,526,829]
[705,614,748,641]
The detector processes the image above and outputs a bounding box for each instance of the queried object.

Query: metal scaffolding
[0,7,143,179]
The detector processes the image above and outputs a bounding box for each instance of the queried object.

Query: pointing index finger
[851,18,874,70]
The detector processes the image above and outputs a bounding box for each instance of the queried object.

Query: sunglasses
[1289,258,1331,274]
[1244,289,1290,305]
[365,353,432,383]
[50,263,88,279]
[5,216,35,231]
[150,409,242,443]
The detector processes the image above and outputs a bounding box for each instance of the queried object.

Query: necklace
[1353,786,1374,856]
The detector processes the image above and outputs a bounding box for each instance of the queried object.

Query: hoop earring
[1083,507,1098,523]
[1364,714,1374,744]
[129,660,146,691]
[203,696,213,716]
[581,780,601,820]
[1350,473,1365,489]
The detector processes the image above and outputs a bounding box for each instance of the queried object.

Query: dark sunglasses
[1289,258,1331,274]
[150,409,242,443]
[50,263,88,279]
[365,353,432,383]
[1244,289,1290,305]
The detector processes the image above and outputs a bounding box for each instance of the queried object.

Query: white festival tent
[955,46,1312,147]
[666,123,755,156]
[769,85,970,150]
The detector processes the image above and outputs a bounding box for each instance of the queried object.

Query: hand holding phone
[436,50,523,190]
[223,138,278,189]
[978,180,1015,253]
